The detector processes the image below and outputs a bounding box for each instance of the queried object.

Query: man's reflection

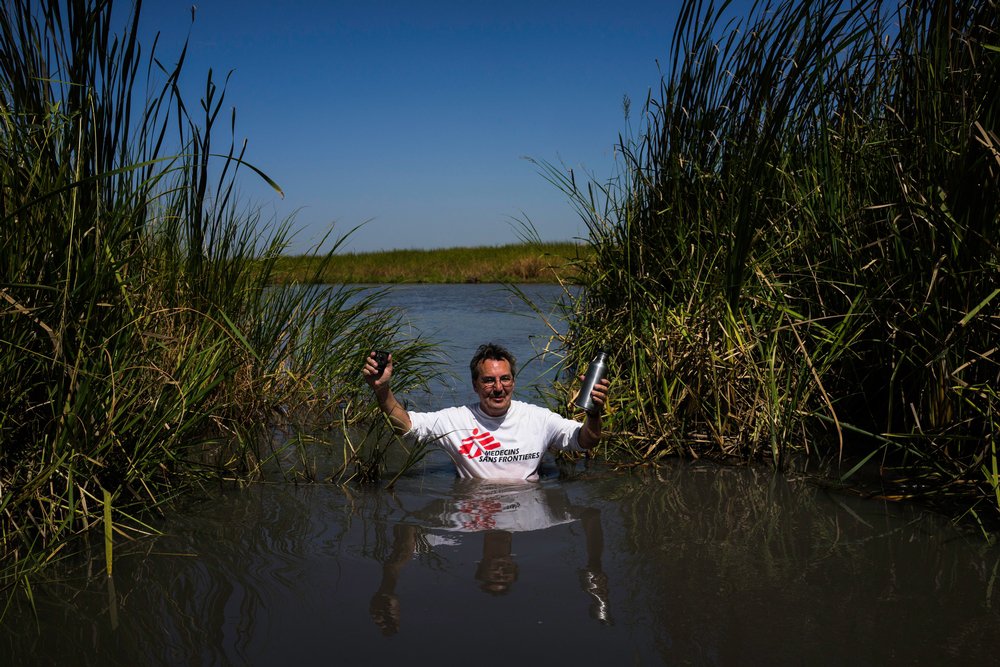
[369,480,611,635]
[475,530,518,595]
[370,523,415,635]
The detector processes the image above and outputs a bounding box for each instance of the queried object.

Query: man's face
[474,358,515,417]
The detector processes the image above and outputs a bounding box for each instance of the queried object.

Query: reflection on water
[4,284,1000,664]
[369,479,611,635]
[4,461,1000,665]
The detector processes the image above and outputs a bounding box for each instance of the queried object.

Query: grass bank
[271,242,591,284]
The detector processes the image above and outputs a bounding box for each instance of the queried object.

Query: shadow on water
[3,459,1000,665]
[4,284,1000,664]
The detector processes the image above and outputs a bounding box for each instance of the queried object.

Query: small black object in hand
[374,350,389,378]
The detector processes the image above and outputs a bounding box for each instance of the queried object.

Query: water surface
[3,284,999,666]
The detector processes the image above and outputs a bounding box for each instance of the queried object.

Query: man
[362,342,610,480]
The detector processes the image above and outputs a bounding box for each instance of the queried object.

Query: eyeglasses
[479,375,514,388]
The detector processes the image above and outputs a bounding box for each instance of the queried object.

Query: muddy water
[3,285,1000,665]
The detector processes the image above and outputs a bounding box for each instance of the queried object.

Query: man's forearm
[579,412,602,450]
[375,385,412,434]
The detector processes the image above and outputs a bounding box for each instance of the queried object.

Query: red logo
[459,428,502,459]
[457,499,503,530]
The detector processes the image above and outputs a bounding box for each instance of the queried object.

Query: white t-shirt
[413,481,579,533]
[405,400,585,480]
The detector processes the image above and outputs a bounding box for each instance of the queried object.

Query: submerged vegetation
[272,242,591,284]
[0,0,436,588]
[547,0,999,527]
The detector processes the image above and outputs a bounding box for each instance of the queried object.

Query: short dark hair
[470,343,517,382]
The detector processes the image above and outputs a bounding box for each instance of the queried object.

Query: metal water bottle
[574,350,609,413]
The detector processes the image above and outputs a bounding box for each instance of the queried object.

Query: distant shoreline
[270,242,591,284]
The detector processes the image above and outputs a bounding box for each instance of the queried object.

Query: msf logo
[459,428,502,460]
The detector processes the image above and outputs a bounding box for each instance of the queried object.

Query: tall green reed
[539,0,999,523]
[0,0,436,586]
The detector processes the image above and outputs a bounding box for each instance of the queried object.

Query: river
[2,284,999,666]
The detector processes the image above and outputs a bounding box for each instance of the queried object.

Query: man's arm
[362,352,412,435]
[578,377,610,450]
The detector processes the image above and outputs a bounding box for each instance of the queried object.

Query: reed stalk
[537,0,999,524]
[0,0,438,588]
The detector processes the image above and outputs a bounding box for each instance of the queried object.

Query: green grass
[271,242,592,284]
[534,0,1000,527]
[0,0,440,588]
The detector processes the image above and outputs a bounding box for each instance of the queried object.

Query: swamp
[4,284,1000,665]
[2,0,999,664]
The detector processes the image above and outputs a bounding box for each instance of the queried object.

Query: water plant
[541,0,999,524]
[0,0,436,588]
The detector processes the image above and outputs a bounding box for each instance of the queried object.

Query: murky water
[3,284,1000,665]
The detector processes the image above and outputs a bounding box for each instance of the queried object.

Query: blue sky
[138,0,694,253]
